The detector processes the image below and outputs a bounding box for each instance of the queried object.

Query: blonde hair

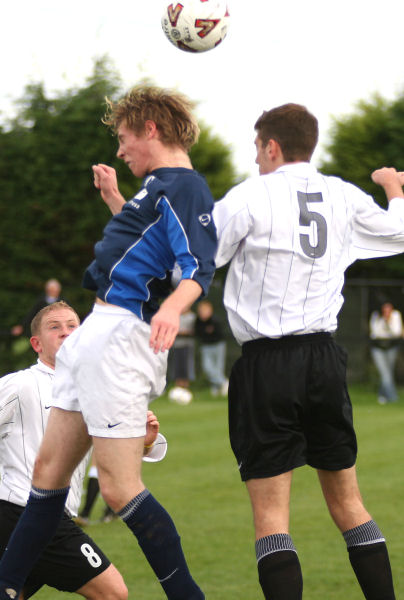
[30,301,79,336]
[103,84,200,152]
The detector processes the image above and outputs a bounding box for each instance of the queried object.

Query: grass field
[34,383,404,599]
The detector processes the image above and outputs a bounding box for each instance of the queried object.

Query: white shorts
[52,304,167,438]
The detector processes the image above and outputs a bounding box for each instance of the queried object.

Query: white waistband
[92,303,135,317]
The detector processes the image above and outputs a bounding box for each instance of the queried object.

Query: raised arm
[92,163,126,215]
[371,167,404,202]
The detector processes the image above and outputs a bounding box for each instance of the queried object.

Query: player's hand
[371,167,404,201]
[371,167,404,186]
[149,306,180,354]
[144,410,160,449]
[92,164,126,214]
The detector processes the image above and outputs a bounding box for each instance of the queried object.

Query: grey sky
[2,0,404,176]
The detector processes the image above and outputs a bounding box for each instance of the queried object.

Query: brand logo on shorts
[44,406,52,409]
[5,589,17,599]
[107,422,122,429]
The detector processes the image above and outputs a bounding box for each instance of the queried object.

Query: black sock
[80,476,100,518]
[119,489,204,599]
[344,520,395,599]
[256,534,303,600]
[0,486,69,598]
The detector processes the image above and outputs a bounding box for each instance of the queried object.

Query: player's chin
[130,164,146,178]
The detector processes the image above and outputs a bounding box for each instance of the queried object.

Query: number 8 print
[80,543,102,568]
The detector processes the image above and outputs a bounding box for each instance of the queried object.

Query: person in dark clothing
[11,279,63,337]
[195,300,228,396]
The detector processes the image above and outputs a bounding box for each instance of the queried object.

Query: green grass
[34,384,404,599]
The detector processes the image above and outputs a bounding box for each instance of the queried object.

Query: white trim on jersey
[213,163,404,344]
[0,359,88,516]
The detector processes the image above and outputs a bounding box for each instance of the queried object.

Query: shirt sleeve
[350,185,404,259]
[213,180,253,268]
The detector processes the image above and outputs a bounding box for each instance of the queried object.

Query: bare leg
[318,466,395,599]
[76,564,128,600]
[246,472,302,600]
[92,435,204,599]
[317,466,371,531]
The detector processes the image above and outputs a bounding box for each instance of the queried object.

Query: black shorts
[0,501,111,598]
[228,333,357,481]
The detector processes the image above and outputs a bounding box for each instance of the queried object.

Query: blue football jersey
[83,167,217,322]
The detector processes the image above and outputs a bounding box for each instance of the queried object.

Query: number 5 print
[297,191,328,259]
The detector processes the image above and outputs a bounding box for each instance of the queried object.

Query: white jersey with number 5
[213,163,404,344]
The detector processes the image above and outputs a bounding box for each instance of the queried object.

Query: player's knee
[86,587,128,600]
[32,453,50,484]
[98,485,120,512]
[83,571,128,600]
[107,581,128,600]
[99,479,143,513]
[32,454,69,489]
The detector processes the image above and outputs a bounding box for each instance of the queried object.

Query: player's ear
[268,138,285,162]
[30,335,42,353]
[144,120,158,139]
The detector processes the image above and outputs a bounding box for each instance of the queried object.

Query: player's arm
[92,163,126,215]
[371,167,404,201]
[149,279,202,354]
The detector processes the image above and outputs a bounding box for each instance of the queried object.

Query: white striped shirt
[213,163,404,344]
[0,360,88,516]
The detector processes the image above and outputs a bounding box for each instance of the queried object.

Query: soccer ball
[168,386,193,405]
[161,0,230,53]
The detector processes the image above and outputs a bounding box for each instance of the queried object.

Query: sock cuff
[343,520,385,548]
[118,489,150,522]
[30,485,70,500]
[255,533,297,563]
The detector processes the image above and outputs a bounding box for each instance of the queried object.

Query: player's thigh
[76,563,128,600]
[92,436,145,510]
[33,407,91,488]
[317,466,371,531]
[246,471,293,538]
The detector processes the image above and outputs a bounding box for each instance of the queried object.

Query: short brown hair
[254,103,318,162]
[30,301,79,336]
[103,84,200,152]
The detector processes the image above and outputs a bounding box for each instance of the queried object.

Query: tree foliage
[319,92,404,278]
[0,58,240,342]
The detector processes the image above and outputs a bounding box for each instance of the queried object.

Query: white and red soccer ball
[161,0,230,53]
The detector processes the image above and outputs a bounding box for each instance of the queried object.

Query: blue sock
[119,489,204,599]
[0,485,69,599]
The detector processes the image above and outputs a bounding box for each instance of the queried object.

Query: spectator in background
[11,279,64,337]
[195,300,228,396]
[369,301,403,404]
[168,310,196,405]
